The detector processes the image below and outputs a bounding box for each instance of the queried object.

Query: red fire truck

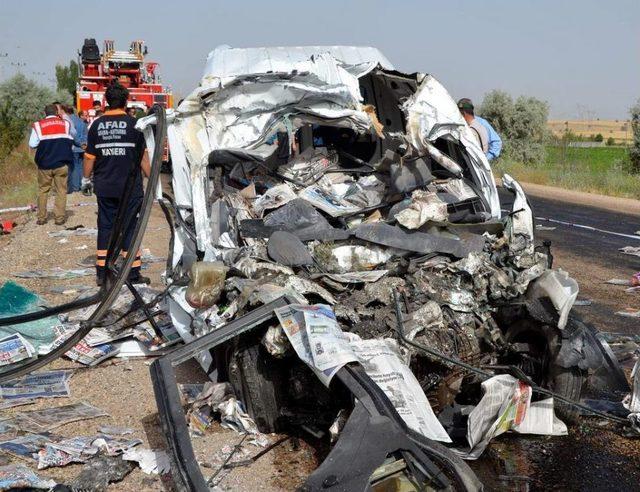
[75,38,173,116]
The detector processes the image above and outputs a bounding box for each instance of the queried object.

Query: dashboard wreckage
[1,46,634,491]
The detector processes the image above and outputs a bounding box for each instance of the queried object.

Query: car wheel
[227,340,285,433]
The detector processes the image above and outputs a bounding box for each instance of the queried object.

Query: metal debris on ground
[624,359,640,433]
[615,309,640,319]
[619,245,640,257]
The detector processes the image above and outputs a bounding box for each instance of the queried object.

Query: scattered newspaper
[0,333,35,366]
[83,326,134,347]
[456,375,566,459]
[15,402,108,432]
[0,370,71,400]
[0,464,56,490]
[275,304,357,386]
[349,337,452,443]
[276,304,451,442]
[37,434,142,469]
[133,321,181,351]
[0,433,55,461]
[51,326,119,366]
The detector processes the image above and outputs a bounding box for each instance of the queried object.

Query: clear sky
[0,0,637,119]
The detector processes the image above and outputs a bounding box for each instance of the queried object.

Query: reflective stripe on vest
[33,117,72,141]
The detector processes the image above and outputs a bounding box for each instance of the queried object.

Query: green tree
[479,90,549,163]
[594,133,604,142]
[0,74,71,157]
[606,137,615,146]
[630,99,640,173]
[55,60,79,99]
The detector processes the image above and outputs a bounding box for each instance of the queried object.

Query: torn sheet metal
[502,174,534,240]
[624,359,640,432]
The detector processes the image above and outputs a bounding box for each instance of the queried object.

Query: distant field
[494,145,640,199]
[548,119,632,144]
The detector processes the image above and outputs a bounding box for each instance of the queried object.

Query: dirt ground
[0,183,639,490]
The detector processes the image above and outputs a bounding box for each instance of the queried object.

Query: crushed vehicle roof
[201,45,395,80]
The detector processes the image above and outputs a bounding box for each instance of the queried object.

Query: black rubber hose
[0,294,101,327]
[0,107,166,383]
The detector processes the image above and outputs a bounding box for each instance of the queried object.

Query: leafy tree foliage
[55,60,79,99]
[630,99,640,172]
[479,90,550,163]
[0,74,71,156]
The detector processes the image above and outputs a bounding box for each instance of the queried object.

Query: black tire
[550,366,585,424]
[227,341,285,433]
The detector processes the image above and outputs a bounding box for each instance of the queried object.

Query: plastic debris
[0,281,61,354]
[186,261,228,309]
[526,269,578,329]
[122,448,171,475]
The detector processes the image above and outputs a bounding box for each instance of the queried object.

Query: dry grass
[548,119,633,144]
[0,141,38,209]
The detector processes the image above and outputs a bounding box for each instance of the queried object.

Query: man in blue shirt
[457,98,502,161]
[65,106,88,193]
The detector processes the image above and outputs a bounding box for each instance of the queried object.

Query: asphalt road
[499,186,640,334]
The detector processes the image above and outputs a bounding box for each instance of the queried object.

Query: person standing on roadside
[83,82,151,286]
[28,104,73,225]
[67,107,88,193]
[457,98,502,161]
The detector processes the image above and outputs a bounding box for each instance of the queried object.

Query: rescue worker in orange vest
[28,104,74,225]
[83,83,151,286]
